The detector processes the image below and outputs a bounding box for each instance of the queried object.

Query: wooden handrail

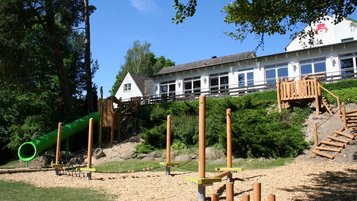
[318,83,341,115]
[318,83,339,99]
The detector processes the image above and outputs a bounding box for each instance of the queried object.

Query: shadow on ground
[281,168,357,201]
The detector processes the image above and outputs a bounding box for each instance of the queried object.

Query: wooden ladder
[322,97,334,115]
[312,129,355,159]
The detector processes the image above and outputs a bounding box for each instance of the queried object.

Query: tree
[0,0,97,158]
[111,40,175,95]
[172,0,356,47]
[83,0,95,112]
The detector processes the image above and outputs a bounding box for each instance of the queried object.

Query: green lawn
[0,180,112,201]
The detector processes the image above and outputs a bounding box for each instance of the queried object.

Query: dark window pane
[340,58,354,78]
[265,69,276,86]
[184,82,192,90]
[277,67,288,78]
[220,76,229,85]
[314,62,326,73]
[301,64,312,75]
[160,85,167,93]
[193,80,201,94]
[247,72,254,87]
[238,73,245,87]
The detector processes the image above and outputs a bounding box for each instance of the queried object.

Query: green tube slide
[18,112,99,162]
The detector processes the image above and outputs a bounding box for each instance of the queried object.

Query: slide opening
[18,142,38,162]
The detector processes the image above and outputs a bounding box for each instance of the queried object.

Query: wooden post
[342,102,347,128]
[242,194,250,201]
[211,193,219,201]
[227,109,232,169]
[199,95,206,179]
[166,115,171,176]
[337,97,341,116]
[55,122,62,165]
[314,123,318,147]
[226,182,234,201]
[86,118,94,180]
[267,194,276,201]
[198,95,206,201]
[99,86,103,147]
[253,182,261,201]
[277,79,282,112]
[314,76,320,116]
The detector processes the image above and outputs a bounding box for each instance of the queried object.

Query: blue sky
[90,0,357,97]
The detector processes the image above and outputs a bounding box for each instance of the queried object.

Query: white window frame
[299,57,326,76]
[265,63,288,86]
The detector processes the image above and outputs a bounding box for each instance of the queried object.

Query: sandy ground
[0,158,356,201]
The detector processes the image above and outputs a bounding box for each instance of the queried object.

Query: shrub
[135,90,310,158]
[171,141,188,150]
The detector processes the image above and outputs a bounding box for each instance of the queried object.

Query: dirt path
[0,158,356,201]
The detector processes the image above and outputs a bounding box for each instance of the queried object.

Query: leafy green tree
[172,0,356,46]
[111,40,175,95]
[0,0,98,161]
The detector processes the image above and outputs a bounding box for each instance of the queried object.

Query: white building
[115,72,148,102]
[116,17,357,102]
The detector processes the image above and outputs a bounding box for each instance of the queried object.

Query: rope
[317,102,344,129]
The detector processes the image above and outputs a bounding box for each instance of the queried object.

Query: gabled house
[114,72,148,102]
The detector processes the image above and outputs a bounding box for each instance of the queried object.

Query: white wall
[115,73,143,101]
[286,16,357,52]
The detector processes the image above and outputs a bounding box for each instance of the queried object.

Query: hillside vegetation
[135,79,357,158]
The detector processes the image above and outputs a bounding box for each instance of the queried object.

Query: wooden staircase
[312,128,355,159]
[312,106,357,159]
[322,97,334,115]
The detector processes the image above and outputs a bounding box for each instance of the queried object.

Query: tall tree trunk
[84,0,94,112]
[44,0,72,119]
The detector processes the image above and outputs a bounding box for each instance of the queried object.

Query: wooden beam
[312,150,334,159]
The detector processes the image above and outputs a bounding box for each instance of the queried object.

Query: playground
[1,78,357,201]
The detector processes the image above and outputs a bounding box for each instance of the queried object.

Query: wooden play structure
[52,118,96,180]
[277,76,357,159]
[276,76,340,115]
[186,96,242,201]
[99,95,141,145]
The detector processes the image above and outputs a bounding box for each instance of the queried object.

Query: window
[339,52,357,79]
[341,37,354,43]
[184,77,201,95]
[238,70,254,88]
[124,83,131,92]
[265,64,288,87]
[209,72,228,94]
[340,58,354,78]
[300,58,326,76]
[160,81,175,96]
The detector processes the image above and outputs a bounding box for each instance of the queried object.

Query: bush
[171,141,188,150]
[322,79,357,104]
[135,90,309,158]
